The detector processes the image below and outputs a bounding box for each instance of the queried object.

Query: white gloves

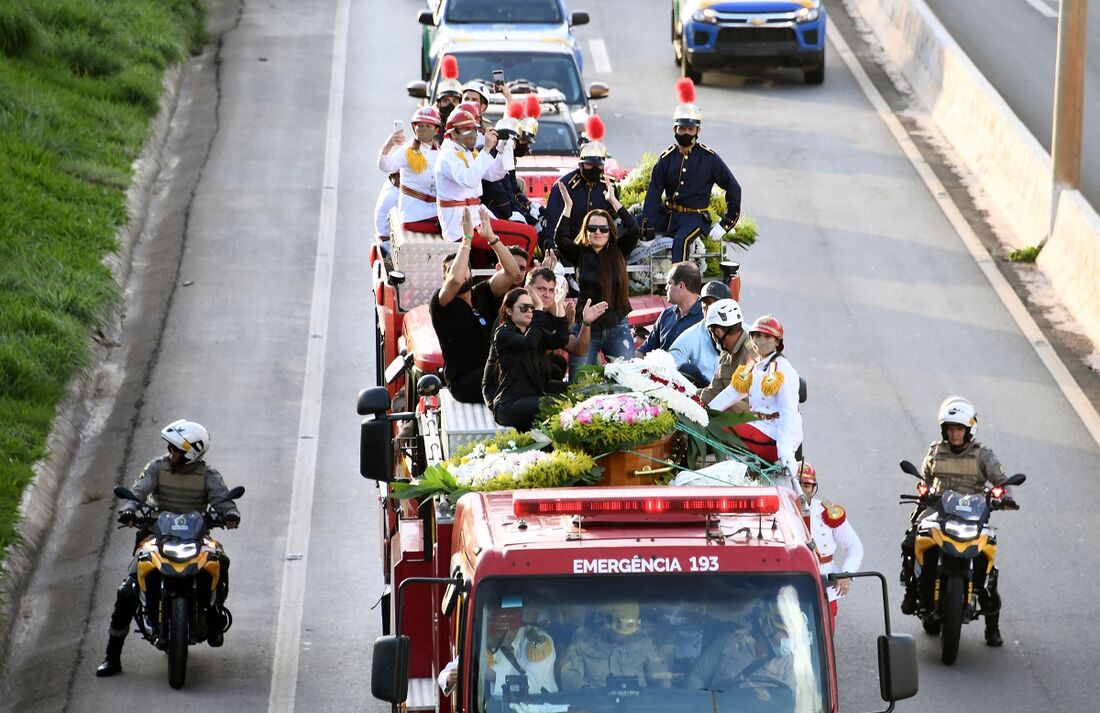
[498,139,515,171]
[709,223,727,241]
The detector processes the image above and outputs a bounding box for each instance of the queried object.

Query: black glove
[224,512,241,529]
[117,510,137,527]
[999,497,1019,510]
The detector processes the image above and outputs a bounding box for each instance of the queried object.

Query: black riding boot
[96,574,137,677]
[96,636,125,677]
[899,535,918,614]
[208,555,230,647]
[985,613,1004,647]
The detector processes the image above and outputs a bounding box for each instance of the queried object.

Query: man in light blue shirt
[639,262,703,355]
[669,281,731,386]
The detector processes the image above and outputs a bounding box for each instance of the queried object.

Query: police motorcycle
[113,484,245,688]
[896,460,1023,664]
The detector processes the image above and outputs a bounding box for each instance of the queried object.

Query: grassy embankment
[0,0,205,556]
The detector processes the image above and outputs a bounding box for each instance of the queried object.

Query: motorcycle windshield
[471,574,828,713]
[938,492,987,522]
[153,511,206,539]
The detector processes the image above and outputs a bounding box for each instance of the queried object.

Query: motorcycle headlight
[943,521,980,540]
[795,7,820,23]
[692,8,718,24]
[161,541,198,560]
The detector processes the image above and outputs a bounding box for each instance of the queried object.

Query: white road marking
[826,22,1100,449]
[266,0,350,709]
[1023,0,1058,18]
[589,38,613,74]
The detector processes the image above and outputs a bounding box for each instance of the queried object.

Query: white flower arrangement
[604,350,709,426]
[451,449,553,488]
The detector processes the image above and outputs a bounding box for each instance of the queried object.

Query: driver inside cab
[560,600,671,690]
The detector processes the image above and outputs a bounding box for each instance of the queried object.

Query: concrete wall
[848,0,1100,350]
[1038,190,1100,349]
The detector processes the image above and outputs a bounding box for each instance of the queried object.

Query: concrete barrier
[847,0,1052,249]
[847,0,1100,351]
[1038,191,1100,349]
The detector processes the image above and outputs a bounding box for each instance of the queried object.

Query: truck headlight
[795,7,820,23]
[692,9,718,24]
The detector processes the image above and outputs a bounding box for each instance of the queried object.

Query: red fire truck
[357,387,918,713]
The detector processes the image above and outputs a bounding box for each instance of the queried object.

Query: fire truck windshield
[469,574,827,713]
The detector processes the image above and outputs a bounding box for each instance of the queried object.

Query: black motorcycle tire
[940,576,965,665]
[168,597,189,689]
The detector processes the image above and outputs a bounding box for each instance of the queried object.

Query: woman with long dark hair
[489,287,569,430]
[553,178,640,376]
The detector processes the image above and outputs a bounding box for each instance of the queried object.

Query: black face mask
[579,166,602,183]
[514,142,530,158]
[675,133,696,147]
[438,102,455,123]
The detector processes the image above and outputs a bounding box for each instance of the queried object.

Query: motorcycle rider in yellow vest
[96,420,240,677]
[900,397,1015,646]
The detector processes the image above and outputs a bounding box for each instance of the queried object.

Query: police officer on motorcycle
[900,397,1016,646]
[96,420,240,677]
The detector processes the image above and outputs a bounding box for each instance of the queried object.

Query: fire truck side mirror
[371,635,410,703]
[876,633,918,702]
[359,387,395,482]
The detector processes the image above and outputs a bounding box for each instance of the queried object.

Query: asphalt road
[923,0,1100,206]
[2,0,1100,711]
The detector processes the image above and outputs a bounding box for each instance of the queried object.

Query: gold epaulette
[526,633,553,662]
[697,142,718,154]
[821,500,846,527]
[659,144,678,159]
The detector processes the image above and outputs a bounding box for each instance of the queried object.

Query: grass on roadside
[1007,245,1042,262]
[0,0,205,556]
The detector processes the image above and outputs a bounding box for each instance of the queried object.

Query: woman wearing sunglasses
[489,287,569,430]
[553,178,640,377]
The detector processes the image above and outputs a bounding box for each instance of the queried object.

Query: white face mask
[778,637,794,656]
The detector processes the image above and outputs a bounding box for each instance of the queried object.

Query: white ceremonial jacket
[746,353,803,478]
[806,498,864,602]
[378,140,440,224]
[484,625,558,696]
[434,138,511,240]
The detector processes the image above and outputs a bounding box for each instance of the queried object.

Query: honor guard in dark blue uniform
[539,115,616,251]
[642,78,741,263]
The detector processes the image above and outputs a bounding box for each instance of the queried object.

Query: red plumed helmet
[676,78,696,105]
[524,94,542,119]
[441,55,459,80]
[507,100,524,120]
[585,114,606,142]
[445,108,479,134]
[749,315,784,340]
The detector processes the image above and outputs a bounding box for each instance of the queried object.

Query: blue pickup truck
[672,0,826,84]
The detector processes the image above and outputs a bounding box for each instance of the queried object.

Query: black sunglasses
[586,225,611,234]
[516,303,535,313]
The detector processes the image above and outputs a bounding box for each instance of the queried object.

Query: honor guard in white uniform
[377,106,442,229]
[434,108,512,241]
[722,316,803,479]
[797,462,863,619]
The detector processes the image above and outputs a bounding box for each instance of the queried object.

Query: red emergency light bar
[512,493,780,518]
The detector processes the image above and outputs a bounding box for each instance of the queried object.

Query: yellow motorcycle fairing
[914,529,993,568]
[136,537,223,592]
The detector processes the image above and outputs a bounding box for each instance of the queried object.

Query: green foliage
[618,152,759,276]
[0,0,206,554]
[534,364,625,425]
[0,2,41,59]
[449,429,536,460]
[1008,245,1041,262]
[390,450,599,504]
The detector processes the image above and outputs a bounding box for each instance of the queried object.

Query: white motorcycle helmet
[704,298,743,329]
[161,419,210,462]
[938,396,977,442]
